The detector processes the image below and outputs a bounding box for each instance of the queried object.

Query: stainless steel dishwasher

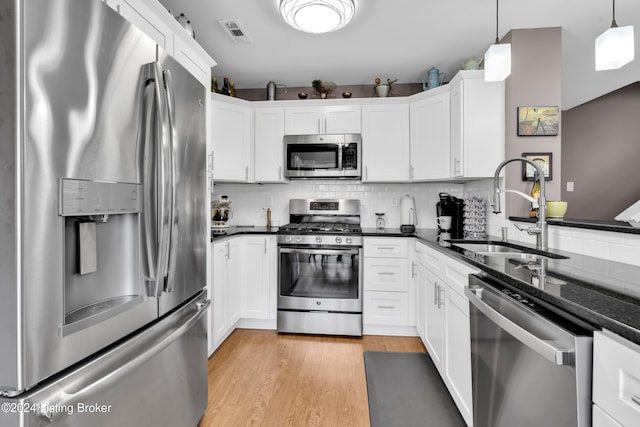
[465,274,594,427]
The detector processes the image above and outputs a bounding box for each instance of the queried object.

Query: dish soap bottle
[529,174,540,217]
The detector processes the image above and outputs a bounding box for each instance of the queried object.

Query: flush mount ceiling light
[484,0,511,82]
[595,0,634,71]
[279,0,355,34]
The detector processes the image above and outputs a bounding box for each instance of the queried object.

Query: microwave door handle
[162,68,179,293]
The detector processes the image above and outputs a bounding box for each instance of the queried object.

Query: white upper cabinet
[449,70,504,179]
[284,105,361,135]
[211,96,253,182]
[103,0,216,87]
[361,103,410,182]
[254,107,286,183]
[410,89,451,181]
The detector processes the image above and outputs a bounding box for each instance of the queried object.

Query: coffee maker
[436,193,464,238]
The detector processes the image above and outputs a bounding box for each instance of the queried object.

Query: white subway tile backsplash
[215,179,640,266]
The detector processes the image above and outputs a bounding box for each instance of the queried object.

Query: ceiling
[157,0,640,109]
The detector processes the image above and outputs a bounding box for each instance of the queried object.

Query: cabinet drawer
[414,242,445,275]
[363,258,409,292]
[593,330,640,427]
[364,238,408,258]
[363,291,409,326]
[443,256,478,296]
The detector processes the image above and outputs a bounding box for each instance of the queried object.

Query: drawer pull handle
[377,272,395,276]
[377,305,395,309]
[377,247,396,250]
[632,395,640,406]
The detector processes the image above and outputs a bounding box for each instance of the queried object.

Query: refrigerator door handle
[141,62,172,297]
[162,68,179,293]
[33,296,211,423]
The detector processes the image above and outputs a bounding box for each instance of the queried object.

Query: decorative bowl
[298,92,308,99]
[546,201,568,218]
[342,91,352,98]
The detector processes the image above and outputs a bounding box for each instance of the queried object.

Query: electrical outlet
[567,182,574,192]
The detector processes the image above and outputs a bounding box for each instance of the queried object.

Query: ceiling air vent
[218,20,253,44]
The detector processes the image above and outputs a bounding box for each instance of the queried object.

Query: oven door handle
[279,247,360,256]
[466,283,575,366]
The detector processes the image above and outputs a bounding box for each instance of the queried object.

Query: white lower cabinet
[593,330,640,427]
[363,237,414,335]
[415,240,476,426]
[210,235,276,354]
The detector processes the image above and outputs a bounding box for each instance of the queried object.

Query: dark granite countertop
[212,225,640,345]
[510,216,640,234]
[411,228,640,346]
[211,226,280,242]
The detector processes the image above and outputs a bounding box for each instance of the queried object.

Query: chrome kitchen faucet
[492,157,548,251]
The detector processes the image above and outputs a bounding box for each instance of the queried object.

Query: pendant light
[279,0,355,34]
[484,0,511,82]
[595,0,634,70]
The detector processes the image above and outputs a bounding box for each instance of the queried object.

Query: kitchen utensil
[375,213,386,230]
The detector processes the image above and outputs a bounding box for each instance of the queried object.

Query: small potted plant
[312,80,335,99]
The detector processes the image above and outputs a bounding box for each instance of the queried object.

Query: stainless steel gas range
[277,199,363,336]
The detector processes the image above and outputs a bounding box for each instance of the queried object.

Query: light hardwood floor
[200,329,426,427]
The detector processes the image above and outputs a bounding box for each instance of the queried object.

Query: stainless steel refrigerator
[0,0,209,425]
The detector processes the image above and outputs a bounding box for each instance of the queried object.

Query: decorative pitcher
[426,67,445,90]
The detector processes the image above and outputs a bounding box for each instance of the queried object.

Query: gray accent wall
[504,27,563,217]
[562,82,640,220]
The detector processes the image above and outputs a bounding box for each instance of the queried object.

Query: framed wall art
[517,106,559,136]
[522,152,552,181]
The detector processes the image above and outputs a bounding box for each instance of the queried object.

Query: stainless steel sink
[449,240,568,260]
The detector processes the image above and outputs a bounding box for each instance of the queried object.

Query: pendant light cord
[611,0,618,28]
[495,0,500,43]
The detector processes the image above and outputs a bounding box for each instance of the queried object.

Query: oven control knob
[285,236,293,243]
[335,237,342,244]
[315,236,323,243]
[345,237,352,244]
[296,236,302,243]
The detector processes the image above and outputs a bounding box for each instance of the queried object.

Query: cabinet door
[414,261,427,344]
[240,237,272,319]
[450,72,505,178]
[212,241,228,345]
[226,238,243,326]
[450,80,464,178]
[107,0,174,53]
[284,107,323,135]
[423,266,445,367]
[410,92,451,180]
[324,106,361,133]
[362,104,410,182]
[254,108,286,182]
[444,283,473,426]
[211,98,252,182]
[172,36,211,86]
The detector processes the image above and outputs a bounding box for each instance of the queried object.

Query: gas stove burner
[280,222,362,234]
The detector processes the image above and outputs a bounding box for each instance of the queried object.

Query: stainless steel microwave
[283,134,361,179]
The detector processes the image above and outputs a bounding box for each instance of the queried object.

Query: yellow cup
[546,201,568,218]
